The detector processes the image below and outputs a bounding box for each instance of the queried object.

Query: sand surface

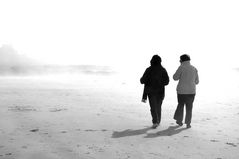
[0,73,239,159]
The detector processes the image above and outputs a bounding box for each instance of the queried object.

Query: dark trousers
[174,94,195,125]
[148,94,163,124]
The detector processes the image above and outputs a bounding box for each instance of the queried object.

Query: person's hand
[141,99,147,103]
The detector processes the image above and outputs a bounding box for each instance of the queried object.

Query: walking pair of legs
[174,94,195,128]
[148,94,163,128]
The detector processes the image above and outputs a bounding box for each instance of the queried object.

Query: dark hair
[150,55,162,66]
[180,54,190,62]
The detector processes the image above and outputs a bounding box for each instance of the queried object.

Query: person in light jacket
[173,54,199,128]
[140,55,169,128]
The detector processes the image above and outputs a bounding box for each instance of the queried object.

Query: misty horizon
[0,45,117,76]
[0,64,116,76]
[1,44,239,77]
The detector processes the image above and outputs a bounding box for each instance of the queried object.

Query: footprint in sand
[30,129,39,132]
[101,129,108,132]
[85,129,97,132]
[49,108,67,112]
[226,142,237,147]
[84,129,108,132]
[22,146,28,149]
[5,153,12,156]
[9,105,37,112]
[60,131,67,133]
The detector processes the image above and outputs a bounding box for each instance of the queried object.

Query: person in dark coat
[140,55,169,128]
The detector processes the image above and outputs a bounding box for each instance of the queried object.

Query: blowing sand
[0,73,239,159]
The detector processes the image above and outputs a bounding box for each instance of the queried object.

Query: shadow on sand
[144,125,188,138]
[112,127,152,138]
[112,125,188,138]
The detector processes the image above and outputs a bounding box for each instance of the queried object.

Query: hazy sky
[0,0,239,70]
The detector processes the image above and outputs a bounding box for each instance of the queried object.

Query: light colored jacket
[173,61,199,94]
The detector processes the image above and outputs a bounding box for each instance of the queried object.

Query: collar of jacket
[181,61,190,65]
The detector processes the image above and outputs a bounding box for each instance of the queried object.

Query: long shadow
[144,125,188,138]
[112,127,151,138]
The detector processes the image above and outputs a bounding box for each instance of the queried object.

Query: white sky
[0,0,239,71]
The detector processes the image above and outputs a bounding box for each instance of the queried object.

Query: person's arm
[140,68,150,84]
[162,68,169,86]
[173,66,182,81]
[195,69,199,84]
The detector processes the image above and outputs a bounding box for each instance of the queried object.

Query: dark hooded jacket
[140,62,169,99]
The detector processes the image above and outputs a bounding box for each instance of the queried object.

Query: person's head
[180,54,190,63]
[150,55,162,66]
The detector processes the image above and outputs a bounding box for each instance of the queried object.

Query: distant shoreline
[0,64,116,76]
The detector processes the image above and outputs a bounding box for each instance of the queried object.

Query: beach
[0,71,239,159]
